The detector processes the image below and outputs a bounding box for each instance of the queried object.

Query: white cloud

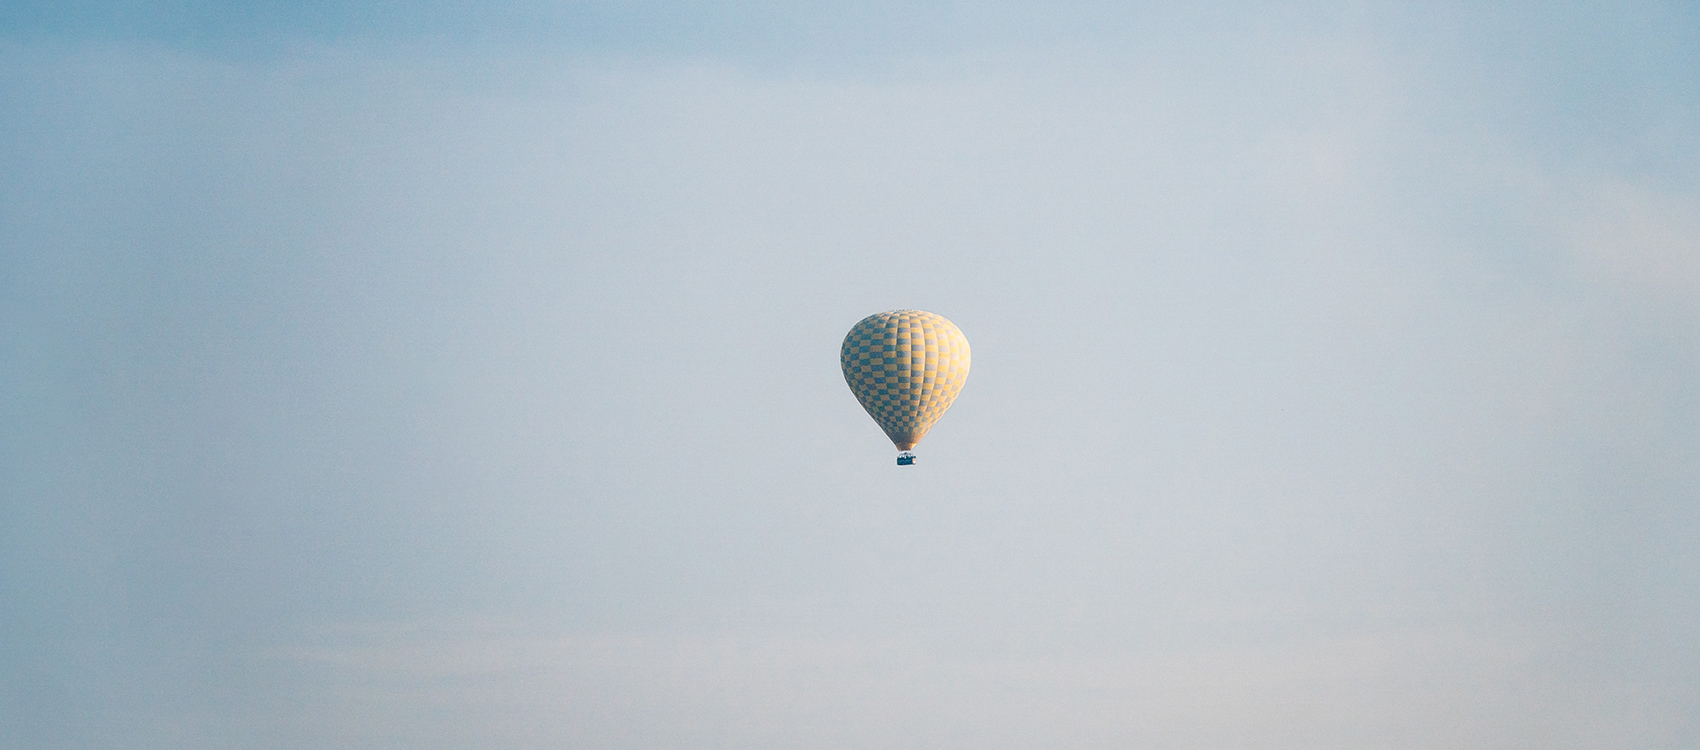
[1567,179,1700,315]
[274,618,1680,750]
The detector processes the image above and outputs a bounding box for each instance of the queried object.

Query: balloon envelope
[840,310,971,451]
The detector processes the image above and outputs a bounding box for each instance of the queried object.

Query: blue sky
[3,2,1698,748]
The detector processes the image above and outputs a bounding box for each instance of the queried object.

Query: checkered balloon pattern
[841,310,971,451]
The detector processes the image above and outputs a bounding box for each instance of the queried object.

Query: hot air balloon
[841,310,971,465]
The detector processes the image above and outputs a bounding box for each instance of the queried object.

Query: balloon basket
[896,452,916,466]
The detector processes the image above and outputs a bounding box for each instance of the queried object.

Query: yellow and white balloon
[840,310,970,463]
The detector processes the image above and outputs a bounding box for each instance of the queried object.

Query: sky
[2,1,1698,748]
